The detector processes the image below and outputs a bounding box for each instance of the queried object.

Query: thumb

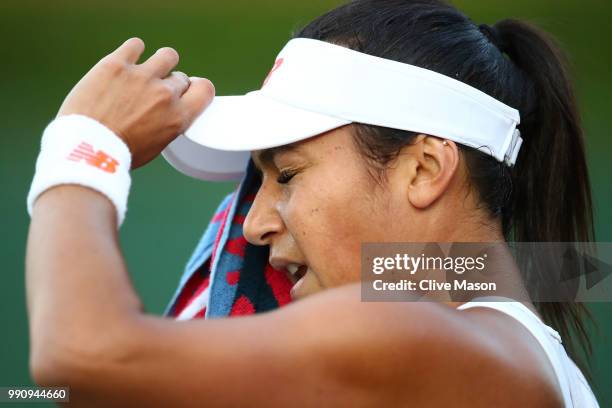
[179,77,215,130]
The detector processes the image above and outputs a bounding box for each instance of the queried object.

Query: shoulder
[275,283,563,407]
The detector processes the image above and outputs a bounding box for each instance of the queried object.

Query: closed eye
[277,169,297,184]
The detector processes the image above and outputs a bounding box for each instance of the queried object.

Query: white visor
[163,38,522,181]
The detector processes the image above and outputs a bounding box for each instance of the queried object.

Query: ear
[392,135,459,209]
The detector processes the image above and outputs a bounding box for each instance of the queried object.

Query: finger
[140,47,180,78]
[111,37,145,64]
[163,71,191,97]
[179,77,215,128]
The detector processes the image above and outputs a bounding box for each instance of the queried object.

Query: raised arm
[25,38,561,408]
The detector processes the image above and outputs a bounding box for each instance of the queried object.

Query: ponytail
[495,19,594,369]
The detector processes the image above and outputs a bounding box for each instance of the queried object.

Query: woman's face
[244,125,433,300]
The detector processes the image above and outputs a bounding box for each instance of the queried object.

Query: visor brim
[162,91,351,181]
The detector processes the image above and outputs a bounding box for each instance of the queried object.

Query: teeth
[287,264,300,276]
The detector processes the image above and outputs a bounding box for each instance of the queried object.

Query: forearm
[23,37,225,402]
[26,185,143,381]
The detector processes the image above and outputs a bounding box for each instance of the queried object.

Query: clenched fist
[57,37,215,169]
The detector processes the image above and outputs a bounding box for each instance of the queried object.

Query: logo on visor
[262,57,284,88]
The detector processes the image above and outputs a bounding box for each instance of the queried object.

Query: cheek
[281,176,377,287]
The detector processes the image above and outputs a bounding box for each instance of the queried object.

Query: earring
[443,141,449,146]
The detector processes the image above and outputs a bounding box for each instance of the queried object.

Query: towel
[164,160,293,319]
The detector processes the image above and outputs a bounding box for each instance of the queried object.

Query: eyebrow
[252,143,299,170]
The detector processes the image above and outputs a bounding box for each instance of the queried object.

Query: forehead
[251,143,300,169]
[250,126,354,169]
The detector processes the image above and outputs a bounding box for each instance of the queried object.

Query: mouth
[270,258,311,300]
[288,264,309,300]
[286,264,308,285]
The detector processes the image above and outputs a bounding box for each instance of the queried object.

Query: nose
[243,182,284,246]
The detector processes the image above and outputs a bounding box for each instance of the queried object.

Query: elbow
[29,329,95,387]
[29,317,142,388]
[29,342,72,387]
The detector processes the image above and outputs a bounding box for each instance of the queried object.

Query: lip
[269,257,307,284]
[290,266,308,299]
[285,264,307,285]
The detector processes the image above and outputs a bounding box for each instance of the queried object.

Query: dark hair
[294,0,594,373]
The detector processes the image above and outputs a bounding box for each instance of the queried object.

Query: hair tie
[479,24,505,51]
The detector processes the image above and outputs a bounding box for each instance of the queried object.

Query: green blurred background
[1,0,610,405]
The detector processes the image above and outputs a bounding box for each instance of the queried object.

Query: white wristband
[27,114,132,228]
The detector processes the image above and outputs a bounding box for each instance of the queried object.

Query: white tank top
[457,299,599,407]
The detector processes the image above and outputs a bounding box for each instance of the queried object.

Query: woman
[25,0,599,406]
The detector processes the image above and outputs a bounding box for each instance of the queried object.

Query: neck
[418,209,532,306]
[429,204,506,243]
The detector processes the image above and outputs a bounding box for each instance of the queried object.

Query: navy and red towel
[165,160,293,319]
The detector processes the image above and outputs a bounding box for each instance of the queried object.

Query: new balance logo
[67,141,119,174]
[262,58,284,87]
